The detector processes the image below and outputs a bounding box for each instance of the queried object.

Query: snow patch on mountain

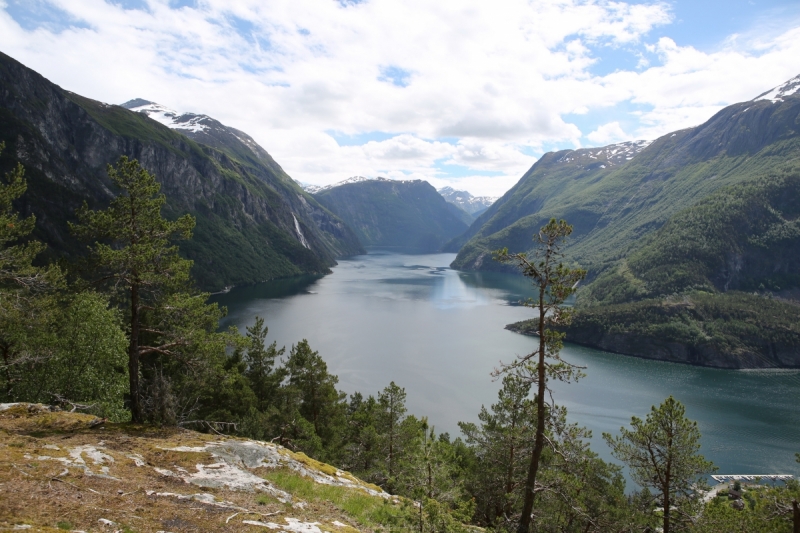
[121,99,212,134]
[753,74,800,103]
[555,139,652,166]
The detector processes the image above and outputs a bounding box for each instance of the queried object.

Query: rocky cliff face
[0,52,363,291]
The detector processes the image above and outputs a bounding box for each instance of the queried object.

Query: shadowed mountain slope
[313,178,469,252]
[0,52,363,291]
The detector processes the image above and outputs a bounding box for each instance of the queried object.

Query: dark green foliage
[459,376,630,532]
[522,291,800,368]
[283,339,348,460]
[583,166,800,306]
[242,317,286,411]
[458,374,536,527]
[70,157,227,422]
[694,481,800,533]
[0,146,127,419]
[604,397,716,533]
[314,179,469,252]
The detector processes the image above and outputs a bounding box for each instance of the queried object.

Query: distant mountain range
[5,48,800,367]
[311,178,469,252]
[0,52,363,291]
[437,187,497,217]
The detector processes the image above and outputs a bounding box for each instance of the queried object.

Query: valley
[1,44,800,532]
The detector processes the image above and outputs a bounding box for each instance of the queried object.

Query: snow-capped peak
[753,74,800,104]
[437,186,498,215]
[120,99,210,134]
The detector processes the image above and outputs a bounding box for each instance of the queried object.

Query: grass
[263,468,407,531]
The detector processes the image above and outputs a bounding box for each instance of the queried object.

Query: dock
[711,474,795,483]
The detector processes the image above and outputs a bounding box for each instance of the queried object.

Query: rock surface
[0,404,391,532]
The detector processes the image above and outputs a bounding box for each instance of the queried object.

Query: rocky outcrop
[0,403,390,532]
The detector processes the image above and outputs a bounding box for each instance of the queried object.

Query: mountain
[583,166,800,306]
[437,186,497,217]
[451,74,800,274]
[498,73,800,369]
[312,178,469,252]
[0,52,363,291]
[437,186,497,218]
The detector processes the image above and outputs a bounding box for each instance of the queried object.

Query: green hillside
[451,93,800,277]
[582,166,800,306]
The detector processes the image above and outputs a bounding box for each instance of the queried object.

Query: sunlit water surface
[213,251,800,481]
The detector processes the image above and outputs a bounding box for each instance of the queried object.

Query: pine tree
[242,316,285,410]
[378,381,409,491]
[459,374,536,527]
[493,218,586,533]
[284,339,346,459]
[71,156,218,423]
[0,142,63,400]
[604,396,716,533]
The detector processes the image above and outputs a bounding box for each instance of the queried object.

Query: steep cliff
[0,52,363,291]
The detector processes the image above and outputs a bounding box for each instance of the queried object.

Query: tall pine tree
[71,156,220,423]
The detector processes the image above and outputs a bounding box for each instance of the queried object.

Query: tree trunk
[792,500,799,533]
[517,291,547,533]
[664,430,672,533]
[129,282,142,423]
[504,430,515,518]
[1,344,12,397]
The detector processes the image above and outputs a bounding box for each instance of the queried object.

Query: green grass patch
[262,468,406,530]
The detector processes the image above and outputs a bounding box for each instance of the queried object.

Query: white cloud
[586,121,628,145]
[0,0,798,196]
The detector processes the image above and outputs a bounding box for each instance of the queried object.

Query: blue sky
[1,0,799,196]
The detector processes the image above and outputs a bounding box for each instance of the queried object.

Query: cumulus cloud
[0,0,798,196]
[586,122,628,145]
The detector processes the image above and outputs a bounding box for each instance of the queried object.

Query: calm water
[213,251,800,480]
